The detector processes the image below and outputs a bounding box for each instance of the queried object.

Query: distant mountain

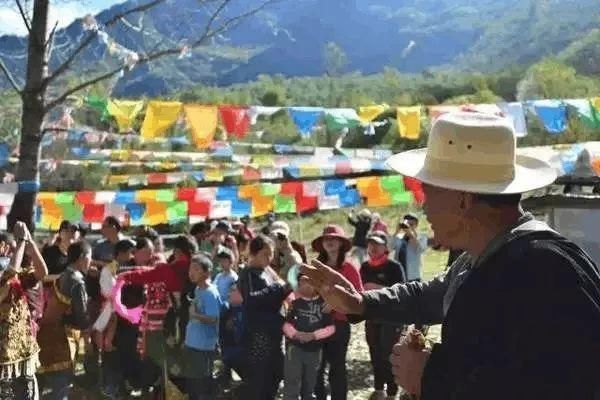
[0,0,598,96]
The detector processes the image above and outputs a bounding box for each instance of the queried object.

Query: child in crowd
[218,284,245,386]
[184,254,222,400]
[283,274,335,400]
[213,247,238,308]
[93,239,136,398]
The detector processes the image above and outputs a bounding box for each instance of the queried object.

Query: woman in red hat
[311,225,363,400]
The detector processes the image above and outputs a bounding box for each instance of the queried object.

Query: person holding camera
[347,209,372,265]
[269,221,303,282]
[392,214,428,283]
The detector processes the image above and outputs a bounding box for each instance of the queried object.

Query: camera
[276,232,287,241]
[399,221,409,229]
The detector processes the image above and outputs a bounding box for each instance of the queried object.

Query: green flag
[274,195,296,213]
[260,183,281,197]
[167,201,188,222]
[156,189,176,203]
[381,175,405,193]
[391,191,413,205]
[85,95,110,121]
[60,203,83,221]
[55,192,76,205]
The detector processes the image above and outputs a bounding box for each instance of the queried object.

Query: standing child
[213,248,238,309]
[283,274,335,400]
[184,255,222,400]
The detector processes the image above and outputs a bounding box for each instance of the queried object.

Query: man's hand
[13,221,27,241]
[300,260,364,315]
[390,340,430,397]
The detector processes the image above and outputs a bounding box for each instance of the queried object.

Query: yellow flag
[358,104,388,123]
[397,106,421,139]
[141,101,183,139]
[184,105,218,149]
[106,100,144,131]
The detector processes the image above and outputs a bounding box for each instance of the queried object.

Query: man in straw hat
[301,111,600,400]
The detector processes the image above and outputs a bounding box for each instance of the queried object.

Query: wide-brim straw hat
[386,111,557,194]
[311,224,352,253]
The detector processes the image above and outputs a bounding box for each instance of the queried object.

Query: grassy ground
[71,205,447,399]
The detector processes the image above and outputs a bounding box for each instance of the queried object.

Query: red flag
[219,106,250,138]
[83,204,106,223]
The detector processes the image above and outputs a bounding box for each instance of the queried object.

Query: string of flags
[0,141,599,230]
[70,96,600,150]
[0,175,424,231]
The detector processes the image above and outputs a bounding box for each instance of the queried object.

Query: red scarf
[368,252,389,268]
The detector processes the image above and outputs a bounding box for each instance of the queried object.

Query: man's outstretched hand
[300,260,364,315]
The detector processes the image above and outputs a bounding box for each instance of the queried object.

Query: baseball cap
[367,231,388,246]
[270,221,290,238]
[403,213,419,222]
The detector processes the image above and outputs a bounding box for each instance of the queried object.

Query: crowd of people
[0,207,429,400]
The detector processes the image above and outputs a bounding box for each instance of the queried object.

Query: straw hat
[386,111,557,194]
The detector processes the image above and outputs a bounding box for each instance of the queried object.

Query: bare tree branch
[0,57,21,94]
[15,0,32,33]
[45,0,168,85]
[45,20,59,59]
[46,0,278,111]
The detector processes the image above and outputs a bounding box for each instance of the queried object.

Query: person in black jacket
[360,231,406,400]
[347,208,372,265]
[238,234,293,400]
[301,112,600,400]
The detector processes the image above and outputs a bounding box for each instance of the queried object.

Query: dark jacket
[348,214,371,248]
[238,267,291,335]
[360,258,406,288]
[58,266,90,330]
[360,216,600,400]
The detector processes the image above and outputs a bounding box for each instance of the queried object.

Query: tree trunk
[7,0,49,232]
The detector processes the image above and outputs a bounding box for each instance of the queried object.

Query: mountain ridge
[0,0,598,96]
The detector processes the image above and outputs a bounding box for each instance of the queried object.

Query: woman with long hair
[312,225,363,400]
[238,234,292,400]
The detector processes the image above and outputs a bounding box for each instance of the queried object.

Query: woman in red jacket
[311,225,363,400]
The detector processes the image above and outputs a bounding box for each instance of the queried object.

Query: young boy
[185,254,222,400]
[213,248,238,309]
[283,274,335,400]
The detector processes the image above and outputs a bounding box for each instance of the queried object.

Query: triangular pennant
[106,99,144,131]
[219,106,250,138]
[184,104,218,148]
[141,101,183,139]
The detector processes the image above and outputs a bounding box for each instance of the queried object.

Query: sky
[0,0,123,35]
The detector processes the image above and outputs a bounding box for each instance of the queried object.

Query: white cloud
[0,1,120,36]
